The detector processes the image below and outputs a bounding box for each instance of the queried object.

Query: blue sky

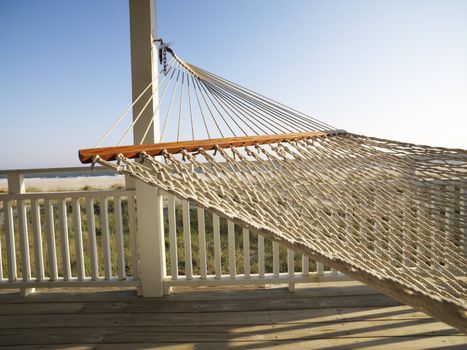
[1,0,466,169]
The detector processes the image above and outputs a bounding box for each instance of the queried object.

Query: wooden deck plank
[0,281,464,349]
[0,306,431,329]
[0,281,376,303]
[3,340,467,350]
[0,294,399,315]
[0,322,465,346]
[3,339,467,350]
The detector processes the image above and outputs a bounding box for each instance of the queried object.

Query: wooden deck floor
[0,281,465,349]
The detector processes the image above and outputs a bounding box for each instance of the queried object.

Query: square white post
[128,0,166,297]
[7,173,35,296]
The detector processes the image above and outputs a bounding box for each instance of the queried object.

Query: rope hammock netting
[79,47,467,332]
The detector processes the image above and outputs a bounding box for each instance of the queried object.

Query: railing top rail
[0,188,135,200]
[0,166,111,177]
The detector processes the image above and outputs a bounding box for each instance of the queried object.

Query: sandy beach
[0,175,126,192]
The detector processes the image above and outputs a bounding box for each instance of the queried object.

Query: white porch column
[8,174,35,296]
[128,0,166,297]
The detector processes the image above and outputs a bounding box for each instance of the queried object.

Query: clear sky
[1,0,466,169]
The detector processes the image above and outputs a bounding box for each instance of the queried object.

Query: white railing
[161,194,345,294]
[0,167,138,295]
[0,166,348,296]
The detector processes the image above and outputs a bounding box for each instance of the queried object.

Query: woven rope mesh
[98,133,467,330]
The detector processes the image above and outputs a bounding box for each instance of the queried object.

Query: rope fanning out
[95,46,339,146]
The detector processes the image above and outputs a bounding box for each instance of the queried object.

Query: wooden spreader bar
[79,130,343,164]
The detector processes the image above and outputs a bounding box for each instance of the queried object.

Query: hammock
[79,49,467,332]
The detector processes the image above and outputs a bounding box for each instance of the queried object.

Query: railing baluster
[447,186,462,269]
[182,200,193,280]
[72,198,85,280]
[168,195,178,280]
[198,207,207,279]
[114,196,126,280]
[302,255,309,277]
[99,196,112,280]
[18,199,31,282]
[287,250,294,274]
[243,228,250,278]
[287,248,295,292]
[85,198,99,280]
[456,186,463,258]
[316,261,324,276]
[347,209,357,251]
[44,199,58,281]
[213,213,221,279]
[461,188,466,261]
[58,198,71,281]
[0,217,2,280]
[402,192,411,267]
[127,194,138,279]
[0,208,2,280]
[3,200,16,282]
[373,197,383,255]
[423,186,433,269]
[228,221,236,278]
[31,199,44,281]
[258,235,265,278]
[415,187,423,270]
[330,208,338,274]
[446,186,457,270]
[435,186,445,265]
[272,241,279,277]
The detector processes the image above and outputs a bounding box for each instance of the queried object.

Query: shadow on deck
[0,281,465,349]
